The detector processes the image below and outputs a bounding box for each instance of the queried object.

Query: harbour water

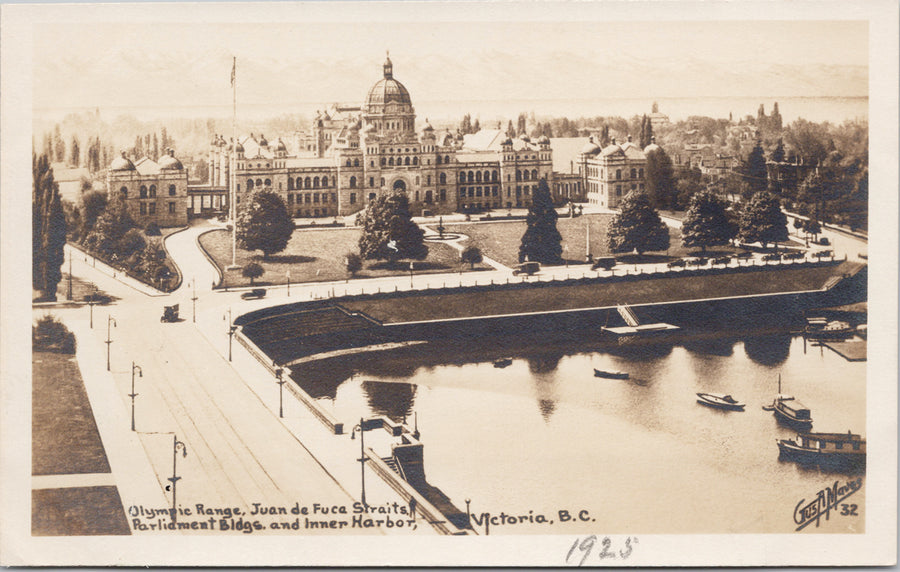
[292,321,866,534]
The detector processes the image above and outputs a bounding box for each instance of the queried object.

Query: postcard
[2,0,897,566]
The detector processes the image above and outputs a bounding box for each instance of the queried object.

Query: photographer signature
[794,477,863,531]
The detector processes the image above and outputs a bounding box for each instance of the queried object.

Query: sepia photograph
[2,0,897,566]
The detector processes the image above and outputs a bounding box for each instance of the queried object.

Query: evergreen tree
[744,140,769,195]
[53,125,65,162]
[738,191,788,249]
[518,178,563,264]
[161,126,169,150]
[644,144,677,210]
[600,125,610,147]
[606,191,670,255]
[517,113,527,136]
[152,132,159,160]
[770,139,785,163]
[79,190,108,241]
[472,118,480,133]
[639,115,654,148]
[771,102,783,132]
[358,193,427,262]
[70,136,80,167]
[236,189,295,259]
[134,135,143,158]
[680,191,736,253]
[32,153,67,300]
[506,120,516,138]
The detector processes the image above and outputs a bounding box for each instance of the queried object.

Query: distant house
[50,163,91,204]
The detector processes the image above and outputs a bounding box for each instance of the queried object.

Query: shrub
[33,315,76,353]
[242,262,264,285]
[144,222,161,236]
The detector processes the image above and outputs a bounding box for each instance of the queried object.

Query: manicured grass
[200,227,490,288]
[32,351,111,476]
[341,261,858,324]
[442,214,698,267]
[32,486,130,536]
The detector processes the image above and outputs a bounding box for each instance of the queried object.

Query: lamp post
[465,498,471,528]
[286,270,291,297]
[168,435,188,521]
[223,308,236,361]
[129,362,142,431]
[66,250,73,301]
[87,289,96,329]
[351,418,368,506]
[105,315,116,371]
[274,362,285,418]
[191,278,197,323]
[409,261,414,288]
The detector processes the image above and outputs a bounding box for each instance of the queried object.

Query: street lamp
[350,418,369,506]
[409,261,415,288]
[465,498,472,529]
[129,362,142,431]
[168,435,188,521]
[286,270,291,297]
[274,362,285,418]
[223,308,236,361]
[190,277,197,323]
[66,250,73,301]
[105,315,116,371]
[86,286,97,329]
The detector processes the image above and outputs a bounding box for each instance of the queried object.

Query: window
[168,202,175,214]
[532,169,538,180]
[288,194,294,204]
[140,203,147,215]
[425,190,432,203]
[120,186,128,196]
[255,178,262,187]
[354,159,360,167]
[476,171,482,183]
[288,178,294,190]
[426,175,431,185]
[389,158,395,166]
[616,170,621,180]
[346,159,352,167]
[516,170,522,181]
[639,168,644,178]
[305,194,311,204]
[369,177,375,187]
[616,185,622,196]
[321,176,328,187]
[247,179,254,191]
[440,189,446,201]
[381,158,386,166]
[305,177,311,188]
[380,177,385,186]
[350,176,357,188]
[492,171,499,182]
[631,168,637,179]
[313,177,320,188]
[149,185,157,198]
[350,193,357,205]
[459,172,466,183]
[439,173,446,184]
[331,193,336,203]
[436,156,442,165]
[404,157,410,166]
[444,155,450,164]
[264,179,271,187]
[148,203,156,215]
[368,193,376,201]
[313,193,320,203]
[140,185,148,198]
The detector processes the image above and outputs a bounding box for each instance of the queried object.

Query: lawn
[441,214,699,267]
[200,227,491,288]
[341,261,858,324]
[32,351,110,475]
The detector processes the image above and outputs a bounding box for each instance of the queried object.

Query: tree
[53,125,65,162]
[738,191,788,249]
[744,140,769,195]
[770,139,785,163]
[803,219,822,241]
[606,191,670,255]
[32,153,67,300]
[242,262,264,285]
[70,136,80,167]
[506,120,516,138]
[33,315,76,353]
[680,192,736,253]
[79,190,108,242]
[460,245,483,269]
[151,132,159,161]
[345,252,362,277]
[84,191,133,258]
[675,167,704,209]
[519,178,563,264]
[644,145,677,210]
[236,189,294,259]
[358,193,428,262]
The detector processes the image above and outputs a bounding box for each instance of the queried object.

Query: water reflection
[743,334,792,366]
[361,380,417,422]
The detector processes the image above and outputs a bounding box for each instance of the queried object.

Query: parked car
[83,292,111,305]
[813,250,833,259]
[591,257,616,271]
[666,259,686,269]
[735,251,754,259]
[711,256,731,265]
[817,237,830,246]
[241,288,267,300]
[686,257,708,267]
[762,253,782,262]
[160,304,179,323]
[512,262,540,276]
[782,251,806,260]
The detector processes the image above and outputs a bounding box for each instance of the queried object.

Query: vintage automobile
[160,304,180,323]
[591,257,617,271]
[666,259,686,269]
[241,288,267,300]
[512,262,540,276]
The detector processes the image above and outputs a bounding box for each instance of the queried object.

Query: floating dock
[602,323,682,335]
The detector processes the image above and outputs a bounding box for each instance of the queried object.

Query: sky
[32,15,868,121]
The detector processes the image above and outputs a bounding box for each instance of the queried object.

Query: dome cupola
[109,151,136,171]
[158,148,183,170]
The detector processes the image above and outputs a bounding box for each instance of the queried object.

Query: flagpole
[228,55,239,270]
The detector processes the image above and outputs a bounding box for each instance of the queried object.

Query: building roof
[109,152,136,172]
[454,151,500,163]
[284,157,336,169]
[158,149,184,170]
[462,129,505,151]
[365,56,413,111]
[134,157,160,176]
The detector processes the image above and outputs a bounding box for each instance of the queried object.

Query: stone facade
[106,150,189,227]
[576,136,648,209]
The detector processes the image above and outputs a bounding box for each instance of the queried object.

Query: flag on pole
[230,57,236,87]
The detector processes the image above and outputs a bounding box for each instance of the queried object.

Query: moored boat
[594,368,629,380]
[777,431,866,471]
[765,375,813,430]
[492,357,513,368]
[696,392,745,411]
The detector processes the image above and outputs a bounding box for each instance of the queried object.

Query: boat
[696,392,745,411]
[493,358,513,368]
[777,431,866,471]
[764,375,813,430]
[805,318,855,340]
[594,368,629,380]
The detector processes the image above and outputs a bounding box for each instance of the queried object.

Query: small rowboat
[594,368,629,380]
[696,392,745,411]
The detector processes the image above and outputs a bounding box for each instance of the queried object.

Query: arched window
[616,169,622,180]
[444,155,450,164]
[321,176,328,187]
[140,185,148,198]
[288,178,294,190]
[436,156,442,165]
[459,172,466,183]
[492,171,499,182]
[149,185,156,198]
[639,168,644,178]
[516,170,522,181]
[264,179,271,187]
[413,157,418,165]
[468,171,475,183]
[305,177,311,188]
[169,184,176,196]
[404,157,410,166]
[350,176,357,188]
[247,179,254,191]
[484,170,490,182]
[531,169,538,180]
[381,158,386,166]
[313,177,320,188]
[120,186,128,197]
[439,173,447,184]
[389,157,395,166]
[354,159,360,167]
[346,159,352,167]
[256,178,263,186]
[475,171,482,183]
[630,168,637,179]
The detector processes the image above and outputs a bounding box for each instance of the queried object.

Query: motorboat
[594,368,629,380]
[763,374,813,430]
[493,358,513,368]
[696,392,745,411]
[777,431,866,471]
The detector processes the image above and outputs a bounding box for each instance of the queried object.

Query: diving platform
[602,304,681,336]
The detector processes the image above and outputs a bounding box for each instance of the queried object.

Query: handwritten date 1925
[565,535,638,566]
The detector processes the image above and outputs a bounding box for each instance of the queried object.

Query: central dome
[364,55,413,111]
